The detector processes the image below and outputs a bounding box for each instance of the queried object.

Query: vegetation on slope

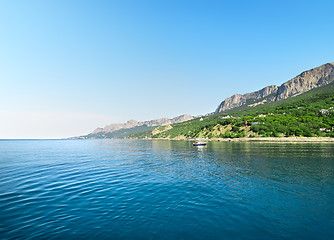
[85,125,156,139]
[130,83,334,139]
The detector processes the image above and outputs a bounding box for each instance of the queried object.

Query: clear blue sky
[1,0,333,138]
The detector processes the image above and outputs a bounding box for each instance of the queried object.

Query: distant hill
[215,62,334,113]
[84,125,157,139]
[73,114,193,139]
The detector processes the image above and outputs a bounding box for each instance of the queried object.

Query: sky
[1,0,334,139]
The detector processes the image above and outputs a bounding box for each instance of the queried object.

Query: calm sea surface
[0,139,333,239]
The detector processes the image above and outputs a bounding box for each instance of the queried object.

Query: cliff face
[275,63,334,101]
[215,85,278,112]
[215,62,334,113]
[91,114,193,135]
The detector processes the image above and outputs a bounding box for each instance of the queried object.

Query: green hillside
[130,83,334,139]
[85,125,156,139]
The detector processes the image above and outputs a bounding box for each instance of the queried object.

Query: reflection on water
[194,145,206,151]
[0,139,333,239]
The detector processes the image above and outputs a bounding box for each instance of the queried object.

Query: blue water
[0,140,333,239]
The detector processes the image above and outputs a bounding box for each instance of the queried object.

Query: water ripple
[0,140,333,239]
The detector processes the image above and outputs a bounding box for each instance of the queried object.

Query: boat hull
[193,142,207,146]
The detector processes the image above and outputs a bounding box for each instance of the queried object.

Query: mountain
[142,81,334,139]
[215,62,334,113]
[91,125,157,139]
[75,114,194,139]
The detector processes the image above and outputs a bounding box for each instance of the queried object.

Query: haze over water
[1,139,333,239]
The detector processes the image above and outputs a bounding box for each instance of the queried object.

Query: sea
[0,139,333,239]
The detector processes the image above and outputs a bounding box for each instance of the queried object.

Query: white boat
[193,141,207,146]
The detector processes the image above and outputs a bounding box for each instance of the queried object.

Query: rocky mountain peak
[215,85,278,113]
[126,120,138,125]
[215,62,334,113]
[86,114,194,137]
[275,62,334,101]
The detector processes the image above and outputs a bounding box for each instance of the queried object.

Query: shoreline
[147,137,334,143]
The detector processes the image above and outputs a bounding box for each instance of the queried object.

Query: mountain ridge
[74,114,194,139]
[215,62,334,113]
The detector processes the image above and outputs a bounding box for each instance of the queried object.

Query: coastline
[147,137,334,142]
